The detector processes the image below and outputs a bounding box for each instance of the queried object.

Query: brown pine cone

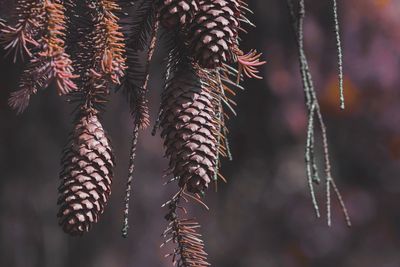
[160,66,219,194]
[158,0,199,29]
[57,110,115,236]
[187,0,241,69]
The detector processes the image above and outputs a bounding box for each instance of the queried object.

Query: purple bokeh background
[1,0,400,266]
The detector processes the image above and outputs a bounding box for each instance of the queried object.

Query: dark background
[1,0,400,266]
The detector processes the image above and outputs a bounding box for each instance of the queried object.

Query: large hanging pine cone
[158,0,199,29]
[187,0,241,69]
[57,110,115,236]
[160,64,219,194]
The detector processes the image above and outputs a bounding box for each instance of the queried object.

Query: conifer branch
[287,0,351,226]
[4,0,77,113]
[40,0,77,95]
[162,188,210,267]
[97,0,127,84]
[120,7,160,238]
[124,0,157,51]
[0,0,44,62]
[121,123,139,238]
[332,0,345,110]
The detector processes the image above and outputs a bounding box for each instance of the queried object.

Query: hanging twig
[332,0,345,110]
[122,123,139,238]
[162,188,210,267]
[121,19,159,238]
[287,0,351,226]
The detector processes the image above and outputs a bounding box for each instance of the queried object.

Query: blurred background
[1,0,400,266]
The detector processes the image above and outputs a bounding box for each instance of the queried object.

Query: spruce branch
[8,57,49,114]
[124,19,159,128]
[162,188,210,267]
[56,0,121,236]
[332,0,345,110]
[123,0,157,51]
[120,16,160,239]
[4,0,77,113]
[96,0,127,84]
[121,123,139,238]
[287,0,351,226]
[0,0,44,62]
[39,0,77,95]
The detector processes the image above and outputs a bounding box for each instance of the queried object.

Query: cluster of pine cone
[1,0,264,265]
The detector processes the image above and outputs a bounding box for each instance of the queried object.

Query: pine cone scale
[159,0,199,29]
[187,0,242,68]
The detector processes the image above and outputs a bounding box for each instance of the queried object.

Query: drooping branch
[68,0,125,111]
[57,0,119,236]
[5,0,77,113]
[121,123,139,238]
[332,0,345,110]
[39,0,77,95]
[287,0,351,226]
[0,0,44,62]
[120,16,160,238]
[97,0,127,84]
[162,188,210,267]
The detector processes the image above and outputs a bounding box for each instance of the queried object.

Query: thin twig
[287,0,351,226]
[332,0,345,110]
[122,123,139,238]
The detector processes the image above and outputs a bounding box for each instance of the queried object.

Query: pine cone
[160,66,219,194]
[158,0,199,29]
[187,0,241,68]
[57,110,115,236]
